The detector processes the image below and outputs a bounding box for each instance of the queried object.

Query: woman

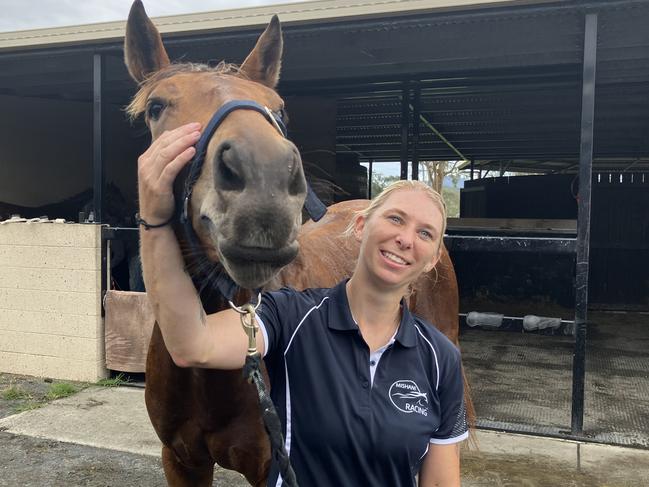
[137,122,468,486]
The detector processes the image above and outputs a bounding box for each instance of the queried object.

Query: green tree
[370,173,400,198]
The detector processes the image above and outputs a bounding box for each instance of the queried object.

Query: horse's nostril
[216,142,245,192]
[200,214,213,229]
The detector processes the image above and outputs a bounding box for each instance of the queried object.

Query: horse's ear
[124,0,170,83]
[240,15,283,88]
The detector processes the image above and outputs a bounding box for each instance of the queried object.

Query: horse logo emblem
[389,380,429,416]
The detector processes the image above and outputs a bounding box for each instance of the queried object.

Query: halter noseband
[177,99,326,300]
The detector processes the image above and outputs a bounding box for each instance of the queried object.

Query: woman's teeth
[382,251,407,265]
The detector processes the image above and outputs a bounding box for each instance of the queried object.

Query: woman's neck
[346,271,405,351]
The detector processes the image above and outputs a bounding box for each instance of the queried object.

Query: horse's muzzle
[220,241,298,267]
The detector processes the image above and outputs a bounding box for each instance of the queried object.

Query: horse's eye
[146,100,166,121]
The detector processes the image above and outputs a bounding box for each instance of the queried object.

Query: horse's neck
[272,235,359,292]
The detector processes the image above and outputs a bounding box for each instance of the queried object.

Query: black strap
[135,212,174,230]
[304,185,327,222]
[243,354,299,487]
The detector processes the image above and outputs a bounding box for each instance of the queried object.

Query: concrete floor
[461,310,649,447]
[2,387,649,486]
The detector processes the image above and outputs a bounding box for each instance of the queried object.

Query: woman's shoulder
[410,315,461,363]
[263,285,334,310]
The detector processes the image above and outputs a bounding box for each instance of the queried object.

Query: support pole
[470,159,475,180]
[571,12,598,436]
[93,53,105,224]
[411,83,421,180]
[93,53,107,311]
[368,159,374,199]
[400,82,410,180]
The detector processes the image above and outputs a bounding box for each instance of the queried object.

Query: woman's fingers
[137,123,201,222]
[159,146,196,188]
[154,130,201,175]
[139,123,201,185]
[140,123,201,172]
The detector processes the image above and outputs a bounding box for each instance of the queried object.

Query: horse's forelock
[125,61,243,121]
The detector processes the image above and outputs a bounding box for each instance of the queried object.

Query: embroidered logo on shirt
[389,380,429,416]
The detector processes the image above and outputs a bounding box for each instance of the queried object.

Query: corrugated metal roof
[0,0,549,51]
[1,0,648,173]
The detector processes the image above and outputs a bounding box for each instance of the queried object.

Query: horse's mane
[126,61,242,120]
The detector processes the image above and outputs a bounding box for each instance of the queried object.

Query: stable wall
[0,93,142,214]
[0,222,106,381]
[0,95,93,206]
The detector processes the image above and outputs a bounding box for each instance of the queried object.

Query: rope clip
[229,293,261,357]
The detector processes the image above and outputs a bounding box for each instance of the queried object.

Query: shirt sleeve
[255,287,299,359]
[429,345,469,444]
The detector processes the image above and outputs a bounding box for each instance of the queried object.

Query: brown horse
[124,2,467,485]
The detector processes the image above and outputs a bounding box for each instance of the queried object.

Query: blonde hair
[346,180,447,252]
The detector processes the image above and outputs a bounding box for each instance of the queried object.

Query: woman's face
[354,189,444,290]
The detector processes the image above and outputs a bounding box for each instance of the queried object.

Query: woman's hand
[137,122,201,225]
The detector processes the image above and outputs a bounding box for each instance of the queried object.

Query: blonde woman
[138,123,468,486]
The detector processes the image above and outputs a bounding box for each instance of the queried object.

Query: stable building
[0,0,648,448]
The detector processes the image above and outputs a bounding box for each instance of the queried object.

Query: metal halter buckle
[229,293,262,356]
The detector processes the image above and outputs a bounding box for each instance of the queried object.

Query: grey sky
[0,0,311,33]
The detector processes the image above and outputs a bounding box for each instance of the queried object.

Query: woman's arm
[138,123,265,369]
[418,443,460,487]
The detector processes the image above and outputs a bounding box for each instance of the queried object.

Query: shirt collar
[327,279,417,348]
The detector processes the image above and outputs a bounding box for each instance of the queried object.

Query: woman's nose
[395,233,413,249]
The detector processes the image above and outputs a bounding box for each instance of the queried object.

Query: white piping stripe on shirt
[429,430,469,444]
[275,363,292,487]
[284,296,329,356]
[413,323,440,391]
[256,314,270,358]
[418,442,430,461]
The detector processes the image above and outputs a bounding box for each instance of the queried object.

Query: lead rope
[229,297,299,487]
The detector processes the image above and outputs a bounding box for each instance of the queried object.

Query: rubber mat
[460,311,649,447]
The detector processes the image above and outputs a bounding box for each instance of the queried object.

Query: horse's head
[124,1,306,289]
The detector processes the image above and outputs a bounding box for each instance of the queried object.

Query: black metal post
[368,159,374,199]
[93,53,105,223]
[93,53,107,311]
[411,83,421,180]
[400,82,410,180]
[470,159,475,180]
[571,12,598,436]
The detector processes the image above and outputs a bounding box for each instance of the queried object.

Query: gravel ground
[0,432,249,487]
[0,373,643,486]
[0,431,634,487]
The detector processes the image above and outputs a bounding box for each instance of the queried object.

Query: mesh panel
[451,398,468,438]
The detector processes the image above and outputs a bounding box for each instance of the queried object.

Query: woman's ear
[424,252,441,273]
[353,214,366,242]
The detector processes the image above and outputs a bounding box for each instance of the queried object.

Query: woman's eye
[419,230,433,240]
[146,101,166,121]
[388,215,402,224]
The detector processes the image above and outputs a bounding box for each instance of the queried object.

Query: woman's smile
[380,249,410,266]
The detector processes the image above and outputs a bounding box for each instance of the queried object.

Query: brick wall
[0,222,107,381]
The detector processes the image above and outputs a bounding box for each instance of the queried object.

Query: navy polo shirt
[256,280,468,487]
